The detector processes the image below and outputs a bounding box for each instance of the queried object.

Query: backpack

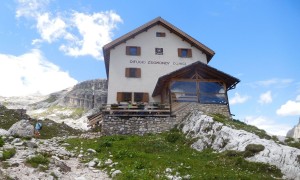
[36,122,42,130]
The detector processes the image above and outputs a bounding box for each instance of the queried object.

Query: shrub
[26,154,49,168]
[165,132,182,143]
[0,137,4,147]
[1,148,16,161]
[223,150,241,157]
[244,144,265,157]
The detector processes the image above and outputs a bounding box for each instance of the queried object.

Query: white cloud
[16,0,123,60]
[0,49,77,97]
[256,78,293,87]
[35,13,68,43]
[59,11,122,59]
[276,100,300,116]
[296,95,300,101]
[229,93,249,105]
[16,0,49,18]
[245,116,292,136]
[258,91,272,104]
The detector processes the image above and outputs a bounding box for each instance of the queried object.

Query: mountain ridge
[0,79,108,130]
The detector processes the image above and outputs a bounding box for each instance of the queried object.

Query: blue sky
[0,0,299,136]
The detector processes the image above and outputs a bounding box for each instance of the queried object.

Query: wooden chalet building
[89,16,239,126]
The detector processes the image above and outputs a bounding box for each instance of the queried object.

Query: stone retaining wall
[101,103,231,135]
[102,116,177,135]
[175,103,230,123]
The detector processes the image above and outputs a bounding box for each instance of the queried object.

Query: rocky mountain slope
[1,107,300,179]
[0,79,108,130]
[287,117,300,139]
[181,111,300,179]
[0,121,109,179]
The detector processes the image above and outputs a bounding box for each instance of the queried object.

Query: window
[199,82,227,104]
[126,46,141,56]
[134,92,149,102]
[170,80,227,104]
[155,48,163,55]
[156,32,166,37]
[117,92,149,102]
[125,68,141,78]
[117,92,132,102]
[178,48,192,58]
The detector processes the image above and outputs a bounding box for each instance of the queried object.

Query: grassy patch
[284,137,300,149]
[0,105,23,130]
[0,148,16,161]
[211,114,276,141]
[32,118,83,139]
[34,105,86,119]
[0,105,82,139]
[26,154,50,169]
[0,137,4,147]
[65,131,282,179]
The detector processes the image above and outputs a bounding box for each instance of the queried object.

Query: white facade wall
[107,25,207,104]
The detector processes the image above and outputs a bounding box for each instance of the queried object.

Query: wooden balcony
[102,103,171,117]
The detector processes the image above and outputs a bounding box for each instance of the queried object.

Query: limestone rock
[0,129,9,136]
[286,117,300,138]
[111,170,121,178]
[182,111,300,180]
[8,119,34,137]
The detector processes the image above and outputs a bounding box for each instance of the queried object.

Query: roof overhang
[103,17,215,78]
[152,61,240,97]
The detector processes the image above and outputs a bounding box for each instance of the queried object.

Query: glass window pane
[199,82,227,104]
[181,49,188,57]
[199,94,227,104]
[171,81,197,93]
[134,93,143,102]
[199,82,224,93]
[129,47,137,55]
[123,92,132,102]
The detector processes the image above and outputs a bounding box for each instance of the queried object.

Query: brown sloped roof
[152,61,240,97]
[103,17,215,77]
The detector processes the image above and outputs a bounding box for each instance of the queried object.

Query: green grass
[65,130,282,179]
[0,137,4,147]
[0,105,23,130]
[211,114,278,141]
[26,154,50,171]
[0,105,82,139]
[284,137,300,149]
[0,148,16,161]
[32,118,83,139]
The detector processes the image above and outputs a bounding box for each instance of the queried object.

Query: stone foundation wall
[175,103,230,123]
[102,116,177,135]
[101,103,230,135]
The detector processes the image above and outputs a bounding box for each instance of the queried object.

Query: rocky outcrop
[286,117,300,138]
[0,129,9,136]
[182,111,300,180]
[0,135,110,179]
[8,119,34,137]
[61,79,107,110]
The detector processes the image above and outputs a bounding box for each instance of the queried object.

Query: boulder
[182,111,300,180]
[8,120,34,137]
[0,129,9,136]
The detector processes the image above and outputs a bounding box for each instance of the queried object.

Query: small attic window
[156,32,166,37]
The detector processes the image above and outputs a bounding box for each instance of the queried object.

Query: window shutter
[142,93,149,102]
[137,47,141,55]
[125,68,130,77]
[126,46,130,55]
[117,92,123,102]
[187,49,192,57]
[178,48,182,57]
[136,68,141,78]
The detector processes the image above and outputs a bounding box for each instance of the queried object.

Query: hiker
[34,121,42,137]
